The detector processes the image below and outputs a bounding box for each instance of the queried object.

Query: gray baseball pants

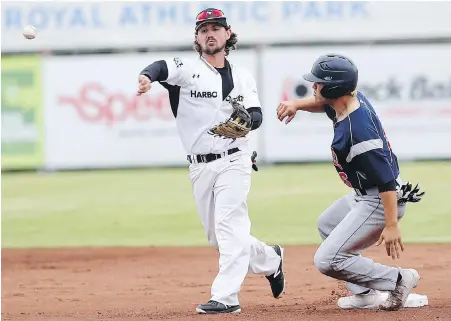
[314,187,407,294]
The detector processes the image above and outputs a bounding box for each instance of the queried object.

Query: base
[379,292,429,308]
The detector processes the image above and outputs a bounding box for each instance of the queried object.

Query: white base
[379,292,429,308]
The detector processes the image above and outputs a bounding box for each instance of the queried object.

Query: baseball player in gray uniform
[277,54,425,311]
[136,8,285,315]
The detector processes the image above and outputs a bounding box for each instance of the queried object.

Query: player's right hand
[137,75,151,96]
[277,100,298,124]
[376,224,404,260]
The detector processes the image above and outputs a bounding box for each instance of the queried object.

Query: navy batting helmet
[302,54,358,100]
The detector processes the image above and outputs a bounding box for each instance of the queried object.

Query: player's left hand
[208,99,252,139]
[376,224,404,260]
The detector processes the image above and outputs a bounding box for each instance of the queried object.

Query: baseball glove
[397,181,425,203]
[208,99,252,139]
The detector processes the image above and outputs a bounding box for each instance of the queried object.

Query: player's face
[312,83,326,102]
[196,23,231,55]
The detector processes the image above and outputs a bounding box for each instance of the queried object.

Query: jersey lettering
[190,90,218,98]
[382,128,394,162]
[331,147,352,187]
[338,172,353,188]
[225,95,244,103]
[331,147,343,170]
[383,130,391,149]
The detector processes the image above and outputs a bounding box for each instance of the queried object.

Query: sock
[397,272,402,282]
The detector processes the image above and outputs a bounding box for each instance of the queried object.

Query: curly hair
[193,29,238,56]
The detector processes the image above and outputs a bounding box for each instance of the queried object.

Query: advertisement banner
[42,50,258,169]
[261,44,451,162]
[3,1,451,52]
[1,55,44,170]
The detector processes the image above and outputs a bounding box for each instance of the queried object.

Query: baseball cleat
[379,268,420,311]
[196,300,241,314]
[266,245,286,299]
[337,290,387,309]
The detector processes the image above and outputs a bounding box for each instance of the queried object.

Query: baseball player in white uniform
[136,8,285,315]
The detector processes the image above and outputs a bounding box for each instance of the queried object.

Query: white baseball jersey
[155,56,261,155]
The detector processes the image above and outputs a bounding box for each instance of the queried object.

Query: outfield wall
[2,43,451,170]
[3,1,450,53]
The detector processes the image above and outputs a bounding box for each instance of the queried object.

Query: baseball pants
[314,187,406,294]
[189,150,281,306]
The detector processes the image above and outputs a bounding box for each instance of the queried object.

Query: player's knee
[216,233,251,258]
[215,220,250,246]
[313,248,333,275]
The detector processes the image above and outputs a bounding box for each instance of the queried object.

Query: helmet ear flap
[320,84,355,99]
[320,85,352,99]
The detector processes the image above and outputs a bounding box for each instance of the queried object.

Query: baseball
[23,25,37,39]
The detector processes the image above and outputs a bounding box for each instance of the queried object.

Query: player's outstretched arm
[277,96,325,124]
[137,60,167,95]
[137,57,190,95]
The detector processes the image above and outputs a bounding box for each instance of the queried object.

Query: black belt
[187,148,240,164]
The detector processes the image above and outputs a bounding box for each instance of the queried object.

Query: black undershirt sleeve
[140,60,169,82]
[378,179,397,193]
[246,107,262,130]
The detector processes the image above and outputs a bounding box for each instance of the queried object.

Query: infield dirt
[2,244,450,320]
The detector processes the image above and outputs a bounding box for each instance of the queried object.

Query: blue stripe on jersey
[329,92,400,190]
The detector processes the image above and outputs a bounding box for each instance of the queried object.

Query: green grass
[2,161,450,248]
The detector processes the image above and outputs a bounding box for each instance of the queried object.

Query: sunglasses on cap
[195,8,228,31]
[196,8,226,22]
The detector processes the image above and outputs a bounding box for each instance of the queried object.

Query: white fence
[2,1,451,52]
[2,44,451,170]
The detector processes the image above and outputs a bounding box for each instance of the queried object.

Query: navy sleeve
[140,60,169,82]
[246,107,262,130]
[348,126,396,185]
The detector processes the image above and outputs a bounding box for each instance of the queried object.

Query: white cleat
[379,268,421,311]
[338,290,387,310]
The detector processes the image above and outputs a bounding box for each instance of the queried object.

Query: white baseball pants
[189,150,281,306]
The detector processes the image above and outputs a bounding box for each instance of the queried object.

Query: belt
[354,188,368,196]
[354,187,380,197]
[187,148,240,164]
